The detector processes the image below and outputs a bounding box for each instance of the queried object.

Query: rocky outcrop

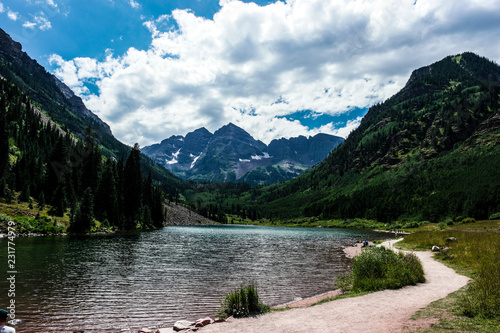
[164,201,215,226]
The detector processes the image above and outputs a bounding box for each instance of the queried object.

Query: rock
[195,317,214,327]
[432,245,440,252]
[446,237,457,243]
[173,320,195,332]
[138,328,152,333]
[213,318,226,323]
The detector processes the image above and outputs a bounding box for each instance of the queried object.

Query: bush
[218,283,270,319]
[489,212,500,220]
[461,217,476,224]
[349,247,425,292]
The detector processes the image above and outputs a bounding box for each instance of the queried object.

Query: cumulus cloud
[50,0,500,146]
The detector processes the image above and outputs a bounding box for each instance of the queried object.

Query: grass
[406,287,500,333]
[397,225,500,332]
[0,199,70,234]
[218,283,270,319]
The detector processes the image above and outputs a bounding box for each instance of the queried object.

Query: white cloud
[23,13,53,31]
[7,9,19,21]
[46,0,57,8]
[129,0,140,9]
[51,0,500,146]
[22,21,37,29]
[0,3,4,13]
[35,15,52,30]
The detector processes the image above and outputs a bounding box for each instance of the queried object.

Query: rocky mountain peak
[143,123,344,185]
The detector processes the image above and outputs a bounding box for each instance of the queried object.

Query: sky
[2,0,500,146]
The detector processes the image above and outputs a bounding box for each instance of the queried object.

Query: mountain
[250,53,500,222]
[0,28,185,197]
[143,123,344,185]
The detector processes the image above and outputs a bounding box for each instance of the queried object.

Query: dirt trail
[198,239,470,333]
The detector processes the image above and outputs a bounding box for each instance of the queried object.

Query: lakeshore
[147,239,469,333]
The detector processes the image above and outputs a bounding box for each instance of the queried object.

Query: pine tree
[46,136,68,199]
[70,187,95,233]
[0,104,9,183]
[49,173,68,217]
[95,159,119,227]
[123,143,143,229]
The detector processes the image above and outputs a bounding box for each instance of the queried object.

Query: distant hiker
[0,309,15,333]
[363,240,369,247]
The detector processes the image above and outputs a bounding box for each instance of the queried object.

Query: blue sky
[2,0,500,146]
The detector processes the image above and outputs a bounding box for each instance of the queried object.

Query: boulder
[173,320,195,332]
[195,317,214,327]
[138,328,152,333]
[432,245,440,252]
[446,237,457,243]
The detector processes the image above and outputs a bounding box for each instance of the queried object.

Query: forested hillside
[0,78,165,232]
[0,28,185,198]
[249,53,500,222]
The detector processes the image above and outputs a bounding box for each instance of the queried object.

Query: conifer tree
[0,104,9,183]
[95,159,119,227]
[123,143,143,229]
[70,187,94,233]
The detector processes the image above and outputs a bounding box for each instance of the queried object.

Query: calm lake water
[1,225,387,333]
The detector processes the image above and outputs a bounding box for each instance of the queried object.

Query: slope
[255,52,500,222]
[0,28,184,197]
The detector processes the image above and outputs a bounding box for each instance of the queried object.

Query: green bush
[349,247,425,292]
[218,283,270,319]
[488,212,500,220]
[461,217,476,224]
[13,216,65,234]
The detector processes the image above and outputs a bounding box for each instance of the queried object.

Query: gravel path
[198,239,470,333]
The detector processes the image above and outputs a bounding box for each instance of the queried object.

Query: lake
[0,225,387,332]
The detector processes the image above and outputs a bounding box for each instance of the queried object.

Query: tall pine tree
[123,143,143,229]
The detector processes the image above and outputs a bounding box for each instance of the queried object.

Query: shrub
[349,247,425,292]
[488,212,500,220]
[218,283,270,319]
[461,217,476,224]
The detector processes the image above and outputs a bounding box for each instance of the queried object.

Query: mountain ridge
[0,28,186,197]
[248,52,500,222]
[142,123,344,185]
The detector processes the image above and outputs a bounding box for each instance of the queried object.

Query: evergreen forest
[0,78,165,233]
